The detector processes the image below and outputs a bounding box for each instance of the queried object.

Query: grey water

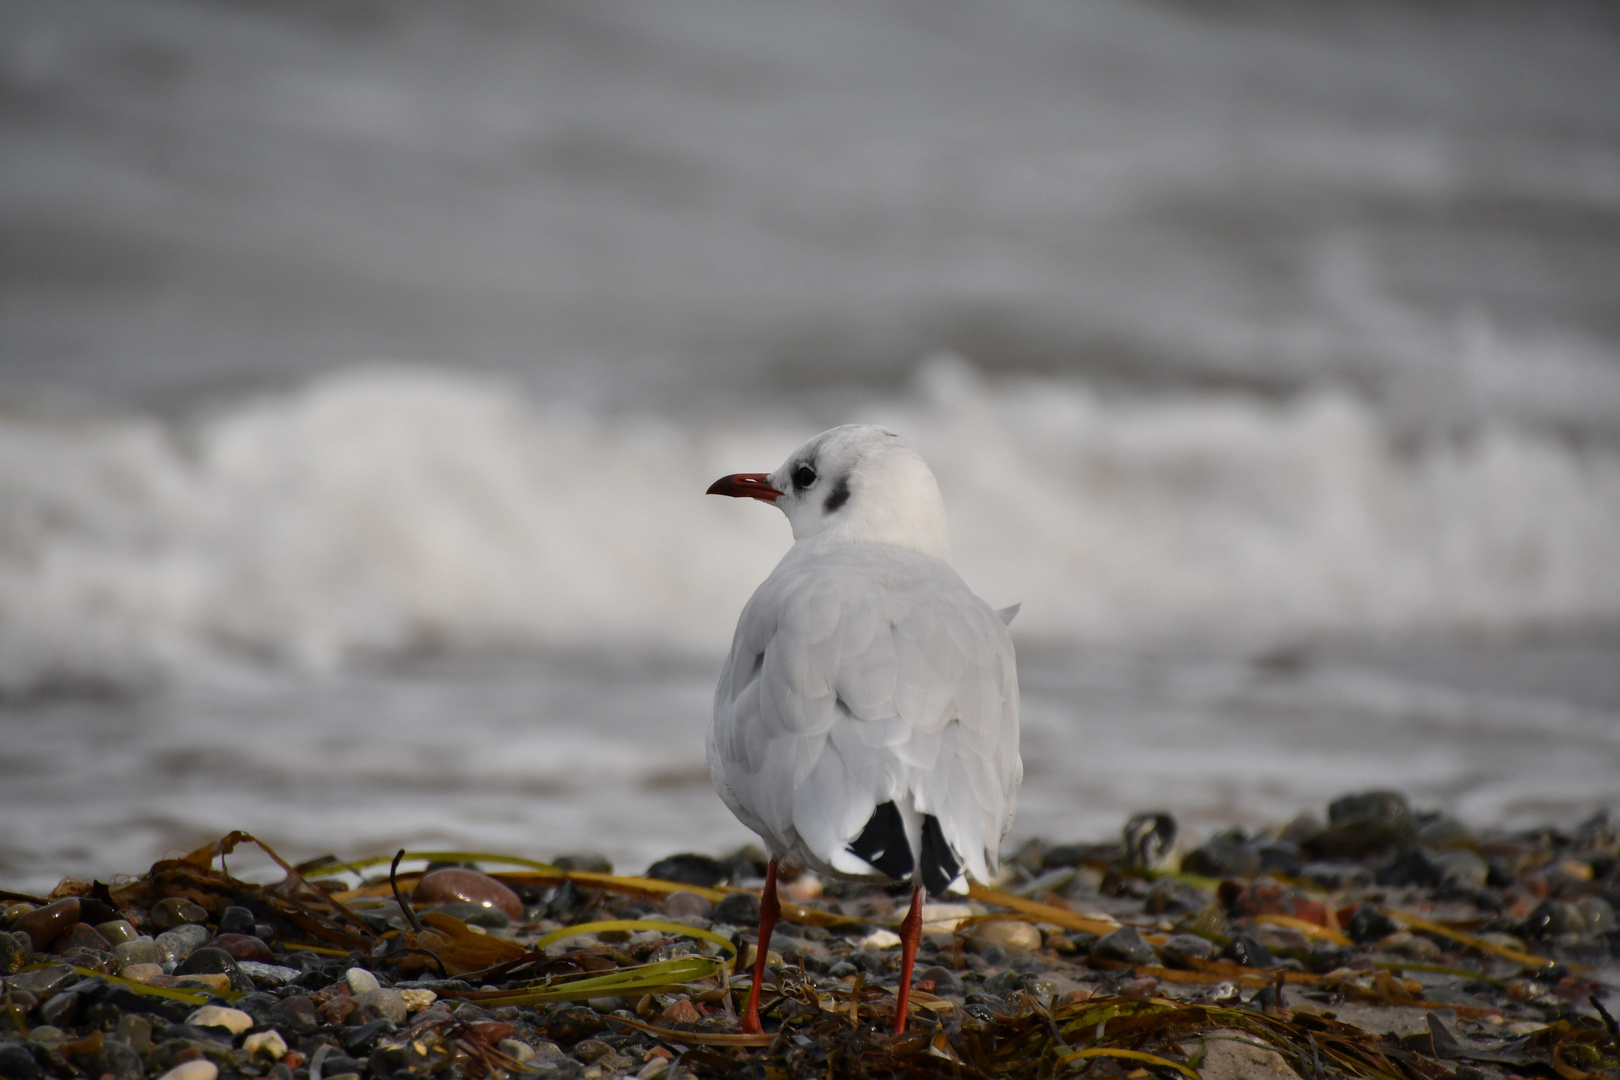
[2,0,1619,891]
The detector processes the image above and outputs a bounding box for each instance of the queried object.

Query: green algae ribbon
[532,918,736,959]
[442,955,725,1005]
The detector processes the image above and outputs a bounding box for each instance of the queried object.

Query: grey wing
[710,549,1020,884]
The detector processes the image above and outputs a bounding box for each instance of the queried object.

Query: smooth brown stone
[211,933,276,964]
[15,898,81,950]
[149,898,209,932]
[317,995,359,1025]
[412,869,523,921]
[57,923,112,954]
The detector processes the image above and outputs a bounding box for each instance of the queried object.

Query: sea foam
[1,361,1616,695]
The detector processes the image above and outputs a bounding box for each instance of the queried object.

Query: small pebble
[175,946,243,978]
[645,854,725,888]
[412,869,524,921]
[345,966,382,994]
[0,930,27,974]
[399,988,437,1012]
[1089,926,1157,966]
[116,1014,152,1054]
[711,893,760,925]
[1160,933,1216,966]
[154,924,210,964]
[95,920,140,946]
[212,932,276,963]
[237,960,300,984]
[112,937,162,967]
[967,920,1043,953]
[6,963,76,996]
[1121,976,1160,998]
[920,903,974,934]
[243,1030,288,1061]
[118,962,164,983]
[186,1005,254,1034]
[662,891,713,920]
[859,929,901,950]
[1181,835,1261,879]
[150,898,209,932]
[359,988,408,1023]
[13,898,81,950]
[157,1060,219,1080]
[217,906,257,936]
[172,973,232,992]
[657,998,702,1025]
[497,1040,537,1064]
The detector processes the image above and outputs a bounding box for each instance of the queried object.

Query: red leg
[741,858,780,1035]
[893,884,923,1035]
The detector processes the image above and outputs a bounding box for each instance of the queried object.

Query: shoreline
[4,790,1618,1080]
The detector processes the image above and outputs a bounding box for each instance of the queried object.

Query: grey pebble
[237,960,300,984]
[112,937,162,967]
[154,924,210,964]
[5,963,77,996]
[1090,926,1157,966]
[1160,933,1216,966]
[917,965,963,995]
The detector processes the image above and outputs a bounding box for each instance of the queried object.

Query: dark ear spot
[822,476,851,513]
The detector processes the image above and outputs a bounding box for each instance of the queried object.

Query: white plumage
[707,424,1022,895]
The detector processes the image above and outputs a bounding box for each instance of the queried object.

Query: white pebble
[858,929,901,950]
[185,1005,253,1035]
[344,967,381,995]
[158,1061,219,1080]
[496,1040,536,1064]
[243,1030,288,1061]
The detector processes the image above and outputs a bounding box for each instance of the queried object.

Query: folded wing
[709,544,1021,887]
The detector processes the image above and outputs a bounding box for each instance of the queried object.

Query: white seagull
[706,424,1022,1035]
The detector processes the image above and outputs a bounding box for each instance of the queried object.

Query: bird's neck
[798,500,953,562]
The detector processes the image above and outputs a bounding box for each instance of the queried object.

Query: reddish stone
[1230,882,1332,927]
[14,898,81,950]
[211,933,276,964]
[318,995,359,1025]
[411,869,524,921]
[467,1022,516,1045]
[57,922,111,954]
[310,982,351,1007]
[1121,977,1160,999]
[657,998,702,1025]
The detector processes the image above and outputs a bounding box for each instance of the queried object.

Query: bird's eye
[793,464,817,489]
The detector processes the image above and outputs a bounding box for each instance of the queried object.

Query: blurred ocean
[1,0,1618,891]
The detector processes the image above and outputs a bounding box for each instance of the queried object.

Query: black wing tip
[920,814,962,898]
[847,800,914,880]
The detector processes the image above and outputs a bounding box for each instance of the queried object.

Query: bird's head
[707,424,952,560]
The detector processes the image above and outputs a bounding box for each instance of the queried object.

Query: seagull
[706,424,1022,1035]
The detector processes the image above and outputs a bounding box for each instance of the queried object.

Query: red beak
[707,472,782,502]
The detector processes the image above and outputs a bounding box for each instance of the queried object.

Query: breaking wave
[2,361,1618,694]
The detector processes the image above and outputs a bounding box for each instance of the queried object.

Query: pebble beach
[3,789,1618,1079]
